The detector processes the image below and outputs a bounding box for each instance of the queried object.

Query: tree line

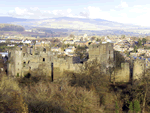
[0,24,25,31]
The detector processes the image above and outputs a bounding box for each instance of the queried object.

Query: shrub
[22,81,103,113]
[0,76,28,112]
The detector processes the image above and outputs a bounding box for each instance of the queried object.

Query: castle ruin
[7,42,146,82]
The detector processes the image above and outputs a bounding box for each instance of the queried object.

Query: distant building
[0,40,6,43]
[51,47,61,52]
[65,46,76,54]
[75,41,89,46]
[7,44,15,47]
[64,40,74,45]
[0,52,8,57]
[22,39,32,44]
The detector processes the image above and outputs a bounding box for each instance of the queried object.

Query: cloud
[79,6,111,19]
[115,1,128,8]
[67,8,72,13]
[5,5,150,27]
[8,7,74,19]
[79,11,89,18]
[110,9,116,12]
[130,5,150,13]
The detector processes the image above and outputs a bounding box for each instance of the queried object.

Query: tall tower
[89,42,114,68]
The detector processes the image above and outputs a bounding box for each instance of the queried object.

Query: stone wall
[133,59,145,80]
[53,55,82,72]
[7,46,82,77]
[89,43,114,68]
[111,62,130,82]
[8,44,146,83]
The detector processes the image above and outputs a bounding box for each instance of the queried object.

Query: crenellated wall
[7,46,82,77]
[7,44,147,82]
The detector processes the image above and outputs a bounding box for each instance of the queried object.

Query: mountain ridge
[1,16,150,36]
[0,16,145,30]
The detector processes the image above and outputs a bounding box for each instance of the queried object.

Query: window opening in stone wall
[28,61,30,64]
[109,56,111,63]
[23,53,25,57]
[23,62,26,67]
[9,52,11,57]
[43,58,45,62]
[29,67,31,70]
[17,73,19,77]
[43,48,46,53]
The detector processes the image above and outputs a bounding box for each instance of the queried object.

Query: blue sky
[0,0,150,27]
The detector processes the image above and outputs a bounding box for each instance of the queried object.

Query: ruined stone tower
[89,42,114,69]
[7,46,53,77]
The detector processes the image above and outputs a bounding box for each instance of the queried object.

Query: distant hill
[0,24,25,31]
[0,16,35,23]
[9,16,144,30]
[1,16,150,36]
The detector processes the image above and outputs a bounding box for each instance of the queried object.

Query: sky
[0,0,150,27]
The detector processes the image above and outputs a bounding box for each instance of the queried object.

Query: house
[22,39,32,44]
[64,40,74,45]
[65,46,76,54]
[35,42,42,47]
[74,41,89,46]
[7,44,15,47]
[146,40,150,44]
[0,40,6,43]
[137,49,145,53]
[0,52,8,57]
[127,47,134,52]
[144,43,150,48]
[13,40,22,43]
[41,40,51,47]
[51,47,61,52]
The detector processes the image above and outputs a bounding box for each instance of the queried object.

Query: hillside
[1,16,150,36]
[0,24,25,31]
[11,17,143,30]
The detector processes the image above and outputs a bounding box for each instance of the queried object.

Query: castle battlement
[7,45,82,77]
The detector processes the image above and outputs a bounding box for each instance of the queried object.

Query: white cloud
[130,5,150,13]
[8,7,74,19]
[115,1,128,8]
[110,9,116,12]
[30,7,39,11]
[67,8,72,13]
[79,6,111,19]
[14,7,33,15]
[5,5,150,27]
[79,11,89,18]
[119,13,127,17]
[120,1,128,8]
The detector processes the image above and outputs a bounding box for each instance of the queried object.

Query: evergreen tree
[134,100,141,113]
[134,45,137,52]
[129,101,133,113]
[137,39,142,47]
[142,38,147,44]
[115,101,119,113]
